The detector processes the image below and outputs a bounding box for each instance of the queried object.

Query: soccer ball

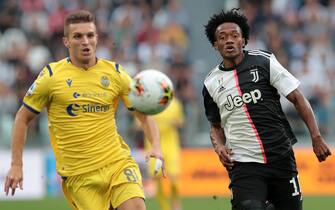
[129,69,174,115]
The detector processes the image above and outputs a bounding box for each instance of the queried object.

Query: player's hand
[4,165,23,196]
[216,145,234,170]
[145,149,167,178]
[312,135,332,162]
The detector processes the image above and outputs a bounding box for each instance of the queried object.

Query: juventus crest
[250,69,259,82]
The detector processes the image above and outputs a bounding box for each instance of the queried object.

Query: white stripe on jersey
[204,66,266,163]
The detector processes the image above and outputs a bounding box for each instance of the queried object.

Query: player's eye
[73,34,81,39]
[219,35,226,40]
[87,33,95,38]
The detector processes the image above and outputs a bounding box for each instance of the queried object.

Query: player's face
[63,22,98,65]
[214,22,245,60]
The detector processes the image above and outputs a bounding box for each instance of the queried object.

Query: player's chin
[223,54,239,60]
[79,56,93,64]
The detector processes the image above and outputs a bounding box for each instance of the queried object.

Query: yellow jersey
[23,58,133,176]
[146,98,184,176]
[153,98,184,151]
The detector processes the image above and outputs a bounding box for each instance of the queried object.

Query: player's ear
[242,38,245,48]
[63,37,69,48]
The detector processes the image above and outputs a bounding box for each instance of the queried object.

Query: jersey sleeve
[269,54,300,96]
[23,67,52,114]
[202,85,221,123]
[117,64,133,109]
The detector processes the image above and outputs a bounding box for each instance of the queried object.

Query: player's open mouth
[82,48,90,55]
[225,46,235,53]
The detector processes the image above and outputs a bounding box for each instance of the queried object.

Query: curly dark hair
[204,8,249,47]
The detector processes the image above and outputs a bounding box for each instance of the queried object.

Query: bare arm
[210,122,226,153]
[4,106,37,196]
[286,89,332,162]
[133,111,166,177]
[210,122,234,170]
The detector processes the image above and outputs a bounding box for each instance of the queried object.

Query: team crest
[101,76,110,88]
[250,69,259,83]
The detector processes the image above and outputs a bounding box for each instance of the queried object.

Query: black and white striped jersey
[203,50,300,164]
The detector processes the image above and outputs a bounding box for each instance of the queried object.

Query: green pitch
[0,196,334,210]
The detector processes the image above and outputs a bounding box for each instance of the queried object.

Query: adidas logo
[218,86,226,93]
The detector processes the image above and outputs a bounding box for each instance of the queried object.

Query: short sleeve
[269,54,300,96]
[23,67,52,114]
[202,85,221,123]
[117,64,133,108]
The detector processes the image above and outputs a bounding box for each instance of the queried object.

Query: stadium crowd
[0,0,334,148]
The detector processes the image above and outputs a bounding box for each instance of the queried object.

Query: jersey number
[123,168,139,182]
[289,175,301,196]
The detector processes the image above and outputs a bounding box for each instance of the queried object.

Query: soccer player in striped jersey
[4,10,165,210]
[203,8,331,210]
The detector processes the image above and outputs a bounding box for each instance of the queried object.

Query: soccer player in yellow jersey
[146,97,185,210]
[3,10,166,210]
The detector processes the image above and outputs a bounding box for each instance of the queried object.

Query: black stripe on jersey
[202,85,221,123]
[23,102,40,114]
[236,55,294,162]
[46,64,53,77]
[115,63,120,73]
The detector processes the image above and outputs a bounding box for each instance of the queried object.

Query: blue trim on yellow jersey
[115,63,120,73]
[22,102,40,114]
[46,64,53,77]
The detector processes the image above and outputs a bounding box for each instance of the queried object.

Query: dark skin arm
[210,122,234,170]
[286,89,332,162]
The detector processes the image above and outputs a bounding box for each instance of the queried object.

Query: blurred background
[0,0,334,209]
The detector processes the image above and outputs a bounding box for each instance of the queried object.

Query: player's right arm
[4,66,52,196]
[202,85,234,170]
[4,106,37,196]
[210,122,234,170]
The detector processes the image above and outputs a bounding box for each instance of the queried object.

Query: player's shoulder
[247,49,273,59]
[97,58,124,74]
[204,64,221,84]
[38,58,68,78]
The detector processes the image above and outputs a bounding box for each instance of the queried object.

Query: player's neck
[223,51,245,69]
[69,56,97,70]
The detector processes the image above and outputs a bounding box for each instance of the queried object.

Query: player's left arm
[286,89,332,162]
[133,111,166,177]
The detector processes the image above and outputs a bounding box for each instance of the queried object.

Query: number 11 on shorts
[289,175,301,197]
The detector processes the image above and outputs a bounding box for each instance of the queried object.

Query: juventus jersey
[203,50,300,164]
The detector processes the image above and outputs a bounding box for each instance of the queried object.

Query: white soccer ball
[129,69,174,115]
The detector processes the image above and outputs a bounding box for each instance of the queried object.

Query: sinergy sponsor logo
[66,103,110,116]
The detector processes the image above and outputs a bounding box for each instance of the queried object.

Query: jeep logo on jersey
[224,89,262,111]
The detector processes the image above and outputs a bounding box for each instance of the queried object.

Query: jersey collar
[218,51,247,71]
